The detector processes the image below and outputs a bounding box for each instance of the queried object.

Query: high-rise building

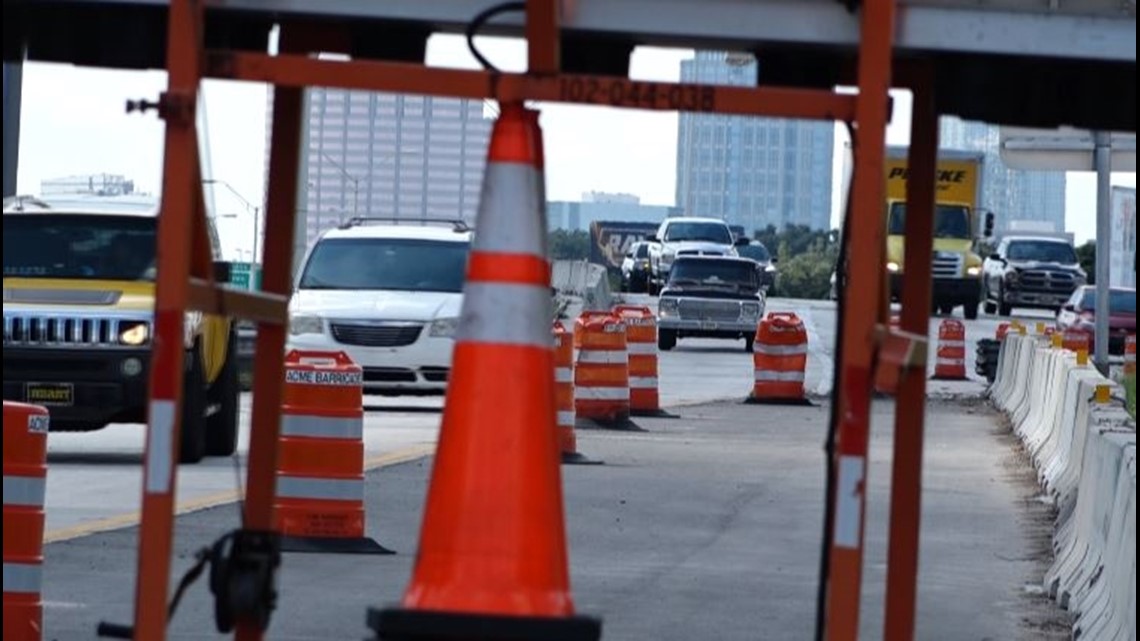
[675,52,834,234]
[939,117,1067,233]
[292,88,493,249]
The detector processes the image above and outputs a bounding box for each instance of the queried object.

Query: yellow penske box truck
[884,147,993,320]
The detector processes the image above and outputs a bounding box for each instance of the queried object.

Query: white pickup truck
[646,217,747,295]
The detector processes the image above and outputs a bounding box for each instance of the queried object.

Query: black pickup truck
[982,235,1087,316]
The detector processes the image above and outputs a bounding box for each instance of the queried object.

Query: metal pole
[3,62,24,198]
[252,206,261,291]
[1094,132,1112,374]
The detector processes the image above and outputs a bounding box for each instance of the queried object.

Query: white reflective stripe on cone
[557,411,576,427]
[456,282,553,349]
[576,387,630,401]
[555,367,573,383]
[281,414,363,440]
[754,343,809,356]
[936,359,965,367]
[629,377,659,389]
[277,476,365,502]
[755,370,806,383]
[939,341,967,349]
[577,350,628,365]
[3,475,46,507]
[2,562,42,594]
[627,343,658,355]
[471,163,544,258]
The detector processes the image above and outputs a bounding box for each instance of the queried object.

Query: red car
[1055,286,1137,355]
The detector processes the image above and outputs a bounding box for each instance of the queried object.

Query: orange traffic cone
[368,103,602,641]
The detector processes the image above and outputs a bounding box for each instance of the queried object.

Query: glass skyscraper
[939,116,1067,233]
[676,52,835,233]
[291,89,493,248]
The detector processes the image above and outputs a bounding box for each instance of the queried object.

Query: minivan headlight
[288,314,324,336]
[429,317,460,338]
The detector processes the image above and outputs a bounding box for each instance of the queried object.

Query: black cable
[814,120,857,641]
[465,2,526,73]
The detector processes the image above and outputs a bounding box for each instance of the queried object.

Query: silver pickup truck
[656,255,767,353]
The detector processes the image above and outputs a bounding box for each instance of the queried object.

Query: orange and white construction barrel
[573,311,630,424]
[750,312,810,404]
[932,319,968,381]
[274,350,392,554]
[3,401,50,641]
[614,305,660,416]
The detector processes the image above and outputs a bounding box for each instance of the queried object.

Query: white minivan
[287,218,472,396]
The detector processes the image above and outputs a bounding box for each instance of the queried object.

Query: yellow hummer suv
[2,195,240,464]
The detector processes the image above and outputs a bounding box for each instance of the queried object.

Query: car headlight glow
[120,322,150,346]
[288,313,324,336]
[429,317,460,338]
[967,266,982,277]
[887,262,901,273]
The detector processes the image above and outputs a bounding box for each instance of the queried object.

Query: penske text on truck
[884,147,991,320]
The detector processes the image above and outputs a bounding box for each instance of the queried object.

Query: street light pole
[204,178,262,291]
[320,151,361,221]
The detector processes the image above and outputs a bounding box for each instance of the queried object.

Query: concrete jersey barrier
[990,333,1137,641]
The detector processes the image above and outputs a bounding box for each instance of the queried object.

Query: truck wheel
[206,329,240,457]
[984,301,998,315]
[179,345,207,464]
[999,302,1013,317]
[939,304,955,316]
[964,303,980,321]
[744,335,755,353]
[658,329,677,351]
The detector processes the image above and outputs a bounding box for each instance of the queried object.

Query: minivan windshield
[1007,241,1078,264]
[299,238,471,292]
[888,203,973,240]
[3,214,157,281]
[668,259,758,289]
[664,222,733,244]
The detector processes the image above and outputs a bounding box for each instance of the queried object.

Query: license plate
[701,321,719,331]
[25,382,74,407]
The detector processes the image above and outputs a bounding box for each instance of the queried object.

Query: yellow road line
[43,443,436,544]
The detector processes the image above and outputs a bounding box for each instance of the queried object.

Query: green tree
[548,229,591,260]
[1076,241,1097,284]
[771,237,840,300]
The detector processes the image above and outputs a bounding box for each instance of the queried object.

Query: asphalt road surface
[40,396,1069,640]
[39,297,1057,540]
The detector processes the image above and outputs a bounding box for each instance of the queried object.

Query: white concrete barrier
[991,332,1137,641]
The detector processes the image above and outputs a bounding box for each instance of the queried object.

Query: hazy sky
[14,34,1135,259]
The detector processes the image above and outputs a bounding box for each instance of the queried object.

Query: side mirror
[645,235,659,243]
[983,211,996,238]
[1062,303,1075,312]
[213,261,233,282]
[989,253,1002,262]
[770,257,779,265]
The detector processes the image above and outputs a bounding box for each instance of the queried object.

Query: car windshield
[669,259,758,289]
[298,237,470,292]
[664,221,733,244]
[737,243,772,262]
[888,203,972,239]
[3,213,157,280]
[1080,289,1137,315]
[1007,241,1077,264]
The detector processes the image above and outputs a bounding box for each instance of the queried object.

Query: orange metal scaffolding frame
[119,0,941,639]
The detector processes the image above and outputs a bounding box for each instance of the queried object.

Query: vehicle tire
[984,301,998,315]
[999,302,1013,317]
[658,329,677,351]
[179,345,207,464]
[939,304,955,316]
[744,335,755,353]
[964,303,980,321]
[206,329,240,457]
